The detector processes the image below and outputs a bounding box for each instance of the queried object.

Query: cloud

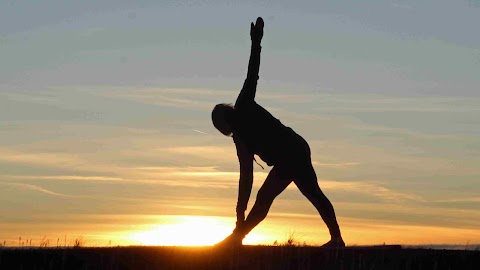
[0,89,58,104]
[2,175,124,182]
[133,166,423,203]
[85,87,316,112]
[335,202,480,231]
[0,182,72,197]
[433,197,480,203]
[257,93,313,104]
[131,166,219,173]
[126,166,268,188]
[312,161,360,168]
[165,146,235,159]
[192,129,208,135]
[0,146,131,177]
[319,180,423,203]
[0,147,86,168]
[91,87,230,111]
[0,147,421,202]
[310,95,480,113]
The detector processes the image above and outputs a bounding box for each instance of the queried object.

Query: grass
[1,244,479,270]
[1,235,479,269]
[0,236,87,248]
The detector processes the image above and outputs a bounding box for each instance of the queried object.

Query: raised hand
[250,17,264,44]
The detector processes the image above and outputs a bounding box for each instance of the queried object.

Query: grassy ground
[1,245,479,270]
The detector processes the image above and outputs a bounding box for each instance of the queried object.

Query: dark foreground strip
[0,245,478,270]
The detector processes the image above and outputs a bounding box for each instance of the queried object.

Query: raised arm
[235,17,264,107]
[233,135,254,227]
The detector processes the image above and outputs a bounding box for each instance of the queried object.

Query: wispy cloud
[2,175,123,182]
[91,87,231,111]
[192,129,208,135]
[310,95,480,113]
[84,87,315,111]
[166,146,235,160]
[0,145,421,202]
[133,166,424,202]
[0,147,131,177]
[0,89,58,104]
[319,180,423,203]
[0,147,86,168]
[132,166,219,172]
[127,166,268,188]
[433,197,480,203]
[312,161,360,168]
[0,182,72,197]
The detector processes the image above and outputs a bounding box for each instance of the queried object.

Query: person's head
[211,103,235,136]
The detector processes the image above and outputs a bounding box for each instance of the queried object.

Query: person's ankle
[321,237,345,248]
[233,223,248,235]
[331,236,344,242]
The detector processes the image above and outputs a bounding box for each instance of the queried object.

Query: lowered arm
[233,135,254,227]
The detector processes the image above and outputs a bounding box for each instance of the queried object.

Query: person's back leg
[217,165,292,246]
[293,164,345,247]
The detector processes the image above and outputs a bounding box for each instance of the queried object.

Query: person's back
[232,101,301,166]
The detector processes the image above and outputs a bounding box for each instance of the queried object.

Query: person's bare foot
[321,237,345,248]
[215,232,243,248]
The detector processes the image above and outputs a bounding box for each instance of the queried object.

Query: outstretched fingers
[255,17,264,29]
[250,17,264,43]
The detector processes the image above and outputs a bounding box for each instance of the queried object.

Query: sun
[128,215,268,246]
[130,216,230,246]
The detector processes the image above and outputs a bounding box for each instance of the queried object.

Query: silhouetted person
[212,17,345,248]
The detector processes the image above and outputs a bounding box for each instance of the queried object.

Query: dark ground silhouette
[1,245,479,270]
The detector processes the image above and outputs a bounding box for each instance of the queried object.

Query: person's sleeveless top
[232,102,300,166]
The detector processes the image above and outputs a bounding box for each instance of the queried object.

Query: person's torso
[232,102,302,166]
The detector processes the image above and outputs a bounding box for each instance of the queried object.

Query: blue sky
[1,0,479,246]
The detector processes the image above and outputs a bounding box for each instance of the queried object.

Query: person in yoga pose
[211,17,345,248]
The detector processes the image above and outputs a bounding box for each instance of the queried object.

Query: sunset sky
[1,0,480,247]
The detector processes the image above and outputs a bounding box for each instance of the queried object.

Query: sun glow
[129,215,269,246]
[129,215,271,246]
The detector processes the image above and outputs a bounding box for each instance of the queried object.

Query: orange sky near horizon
[2,213,480,247]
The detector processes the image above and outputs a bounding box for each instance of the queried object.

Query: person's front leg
[237,166,292,240]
